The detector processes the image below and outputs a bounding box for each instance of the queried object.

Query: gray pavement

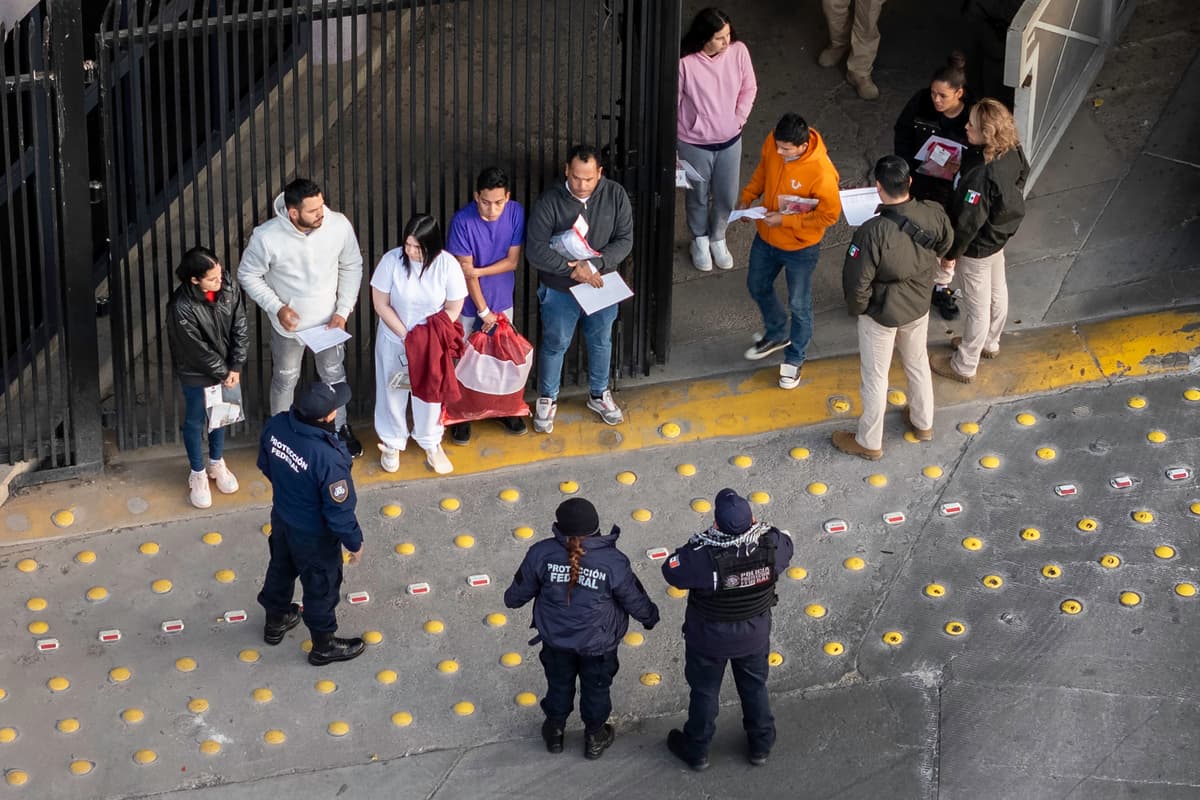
[3,2,1200,798]
[3,373,1199,798]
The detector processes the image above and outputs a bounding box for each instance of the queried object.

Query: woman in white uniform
[372,214,467,474]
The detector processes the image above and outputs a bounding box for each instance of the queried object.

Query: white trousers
[374,332,443,451]
[856,312,933,451]
[951,250,1008,376]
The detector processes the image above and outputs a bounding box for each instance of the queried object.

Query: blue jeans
[680,647,775,758]
[746,236,820,366]
[537,284,618,398]
[539,644,620,733]
[181,383,224,472]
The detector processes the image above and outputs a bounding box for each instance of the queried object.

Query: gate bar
[50,0,103,470]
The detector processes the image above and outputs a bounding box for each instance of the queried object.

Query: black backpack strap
[878,207,938,251]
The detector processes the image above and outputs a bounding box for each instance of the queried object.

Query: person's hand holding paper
[728,205,769,224]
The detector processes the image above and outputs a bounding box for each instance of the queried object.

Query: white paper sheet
[294,325,352,353]
[914,134,963,162]
[839,187,882,227]
[569,271,635,315]
[728,206,769,223]
[675,158,704,188]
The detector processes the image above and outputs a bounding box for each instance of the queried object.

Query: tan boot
[904,409,933,441]
[818,45,847,67]
[832,430,882,461]
[930,353,974,383]
[846,72,880,101]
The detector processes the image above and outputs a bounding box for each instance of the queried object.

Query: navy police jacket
[662,527,793,658]
[504,525,660,656]
[257,411,363,552]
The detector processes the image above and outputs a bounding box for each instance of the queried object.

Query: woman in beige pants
[929,99,1030,384]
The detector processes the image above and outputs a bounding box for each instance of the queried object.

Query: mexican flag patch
[848,244,861,258]
[965,189,982,205]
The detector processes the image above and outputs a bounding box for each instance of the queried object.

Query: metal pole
[49,0,103,470]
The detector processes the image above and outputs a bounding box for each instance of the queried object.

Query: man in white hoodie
[239,179,365,456]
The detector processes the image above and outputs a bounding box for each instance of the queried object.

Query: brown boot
[951,336,998,359]
[904,409,933,441]
[832,430,882,461]
[930,353,973,383]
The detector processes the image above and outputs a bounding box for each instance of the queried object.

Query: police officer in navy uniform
[662,488,793,770]
[256,381,366,666]
[504,497,660,759]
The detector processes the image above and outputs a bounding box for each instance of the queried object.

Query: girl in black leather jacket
[165,246,248,508]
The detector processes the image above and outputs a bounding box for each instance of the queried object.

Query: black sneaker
[450,422,471,446]
[500,416,528,436]
[584,723,615,760]
[541,719,565,754]
[931,286,960,320]
[749,751,769,766]
[263,603,301,645]
[337,424,364,458]
[667,729,710,771]
[743,337,791,361]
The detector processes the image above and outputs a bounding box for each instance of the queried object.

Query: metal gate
[0,2,103,476]
[97,0,678,451]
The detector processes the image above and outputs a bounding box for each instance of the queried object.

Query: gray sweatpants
[678,138,743,242]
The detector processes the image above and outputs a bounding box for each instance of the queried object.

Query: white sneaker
[533,397,557,434]
[378,443,400,473]
[779,364,802,390]
[690,236,713,272]
[710,239,734,270]
[586,390,625,426]
[188,470,212,509]
[206,459,239,494]
[424,445,453,475]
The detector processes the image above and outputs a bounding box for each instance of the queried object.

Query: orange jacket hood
[739,129,842,250]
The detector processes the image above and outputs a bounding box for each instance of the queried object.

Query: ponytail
[565,536,585,602]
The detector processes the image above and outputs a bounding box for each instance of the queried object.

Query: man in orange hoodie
[738,114,842,389]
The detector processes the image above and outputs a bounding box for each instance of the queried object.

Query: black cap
[555,498,601,537]
[714,488,753,534]
[293,381,351,420]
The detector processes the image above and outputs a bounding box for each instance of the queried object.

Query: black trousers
[538,644,620,733]
[256,514,343,634]
[680,646,775,758]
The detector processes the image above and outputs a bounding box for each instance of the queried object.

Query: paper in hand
[839,187,882,227]
[295,325,352,353]
[569,271,634,316]
[728,206,769,223]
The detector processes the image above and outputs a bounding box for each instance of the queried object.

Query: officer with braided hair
[662,488,793,771]
[505,497,660,760]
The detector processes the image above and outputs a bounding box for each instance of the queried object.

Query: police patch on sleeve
[328,479,350,504]
[965,189,982,205]
[848,244,861,258]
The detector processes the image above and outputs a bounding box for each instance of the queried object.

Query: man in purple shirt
[445,166,527,443]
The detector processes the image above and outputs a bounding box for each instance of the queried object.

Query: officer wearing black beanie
[662,488,793,770]
[505,497,660,759]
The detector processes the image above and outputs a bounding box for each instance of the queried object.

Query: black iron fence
[0,2,102,475]
[97,0,678,452]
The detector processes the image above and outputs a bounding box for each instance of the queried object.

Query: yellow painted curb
[1,308,1197,545]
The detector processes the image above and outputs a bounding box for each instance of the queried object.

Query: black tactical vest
[686,534,778,623]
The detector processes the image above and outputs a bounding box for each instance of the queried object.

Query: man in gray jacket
[832,155,952,460]
[526,145,634,433]
[239,178,365,457]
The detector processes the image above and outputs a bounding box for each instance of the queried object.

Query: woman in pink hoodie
[678,8,757,273]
